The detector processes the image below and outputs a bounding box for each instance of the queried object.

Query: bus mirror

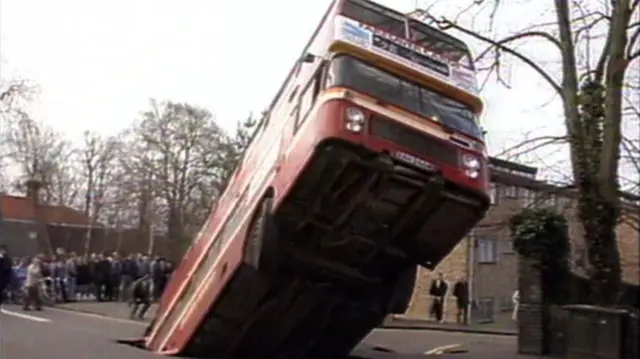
[302,53,316,63]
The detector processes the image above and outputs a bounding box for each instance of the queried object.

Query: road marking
[425,344,463,355]
[0,308,51,323]
[377,327,513,337]
[47,307,148,326]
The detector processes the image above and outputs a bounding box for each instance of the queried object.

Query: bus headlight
[461,154,481,178]
[345,107,365,132]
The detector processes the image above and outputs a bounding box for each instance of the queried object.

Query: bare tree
[418,0,638,304]
[78,130,120,251]
[217,114,259,189]
[3,116,74,203]
[47,157,82,207]
[1,78,38,191]
[0,79,36,122]
[121,99,236,252]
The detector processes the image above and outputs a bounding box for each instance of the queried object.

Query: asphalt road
[0,304,526,359]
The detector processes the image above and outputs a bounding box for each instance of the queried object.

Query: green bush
[509,208,571,304]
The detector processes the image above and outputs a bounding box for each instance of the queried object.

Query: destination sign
[371,34,450,77]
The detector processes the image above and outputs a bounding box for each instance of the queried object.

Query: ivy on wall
[509,208,571,304]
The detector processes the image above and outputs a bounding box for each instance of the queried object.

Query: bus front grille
[369,116,458,168]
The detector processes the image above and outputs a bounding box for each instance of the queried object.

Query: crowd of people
[0,244,175,312]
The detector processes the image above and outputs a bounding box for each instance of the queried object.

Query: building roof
[1,195,37,220]
[489,157,640,205]
[0,194,90,226]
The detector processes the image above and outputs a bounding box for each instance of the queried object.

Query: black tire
[386,265,418,314]
[243,197,280,274]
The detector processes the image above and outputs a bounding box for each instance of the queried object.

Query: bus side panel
[161,243,244,353]
[150,5,339,349]
[272,100,355,205]
[147,179,248,348]
[156,159,284,353]
[162,101,348,354]
[155,212,220,313]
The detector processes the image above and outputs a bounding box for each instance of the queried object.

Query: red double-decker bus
[140,0,490,358]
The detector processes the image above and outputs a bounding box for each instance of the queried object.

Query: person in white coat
[512,289,520,321]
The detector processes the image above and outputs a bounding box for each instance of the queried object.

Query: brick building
[403,157,639,328]
[0,180,171,257]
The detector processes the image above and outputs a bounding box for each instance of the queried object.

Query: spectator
[94,254,111,301]
[51,256,69,302]
[429,272,448,323]
[120,254,137,301]
[0,245,13,305]
[137,254,151,279]
[66,253,77,301]
[151,257,167,301]
[110,253,122,301]
[452,276,469,325]
[75,256,91,299]
[23,256,44,311]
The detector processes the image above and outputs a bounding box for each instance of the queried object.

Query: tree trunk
[578,189,622,305]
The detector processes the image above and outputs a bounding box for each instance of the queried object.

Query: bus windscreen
[329,55,482,139]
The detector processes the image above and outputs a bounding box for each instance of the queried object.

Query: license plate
[392,151,437,172]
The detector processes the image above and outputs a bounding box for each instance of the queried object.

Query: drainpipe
[466,232,475,325]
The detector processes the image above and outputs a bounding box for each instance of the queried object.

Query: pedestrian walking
[512,289,519,321]
[23,257,44,311]
[128,274,154,320]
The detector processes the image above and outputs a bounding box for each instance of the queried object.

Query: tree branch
[494,135,567,159]
[571,4,610,45]
[628,24,640,61]
[621,137,640,174]
[424,15,563,95]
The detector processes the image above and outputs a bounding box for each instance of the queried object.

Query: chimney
[25,179,42,204]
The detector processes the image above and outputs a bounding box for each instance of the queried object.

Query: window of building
[521,188,536,208]
[556,195,571,211]
[489,183,499,204]
[504,186,518,198]
[540,193,557,209]
[476,297,495,323]
[476,237,498,264]
[502,238,515,254]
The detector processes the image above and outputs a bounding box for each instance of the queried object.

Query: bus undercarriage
[170,140,489,359]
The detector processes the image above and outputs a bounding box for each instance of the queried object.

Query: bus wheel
[243,197,279,274]
[386,265,417,314]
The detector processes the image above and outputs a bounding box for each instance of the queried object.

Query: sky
[0,0,590,175]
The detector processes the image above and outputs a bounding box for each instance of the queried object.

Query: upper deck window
[342,0,405,37]
[328,55,482,139]
[409,20,474,69]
